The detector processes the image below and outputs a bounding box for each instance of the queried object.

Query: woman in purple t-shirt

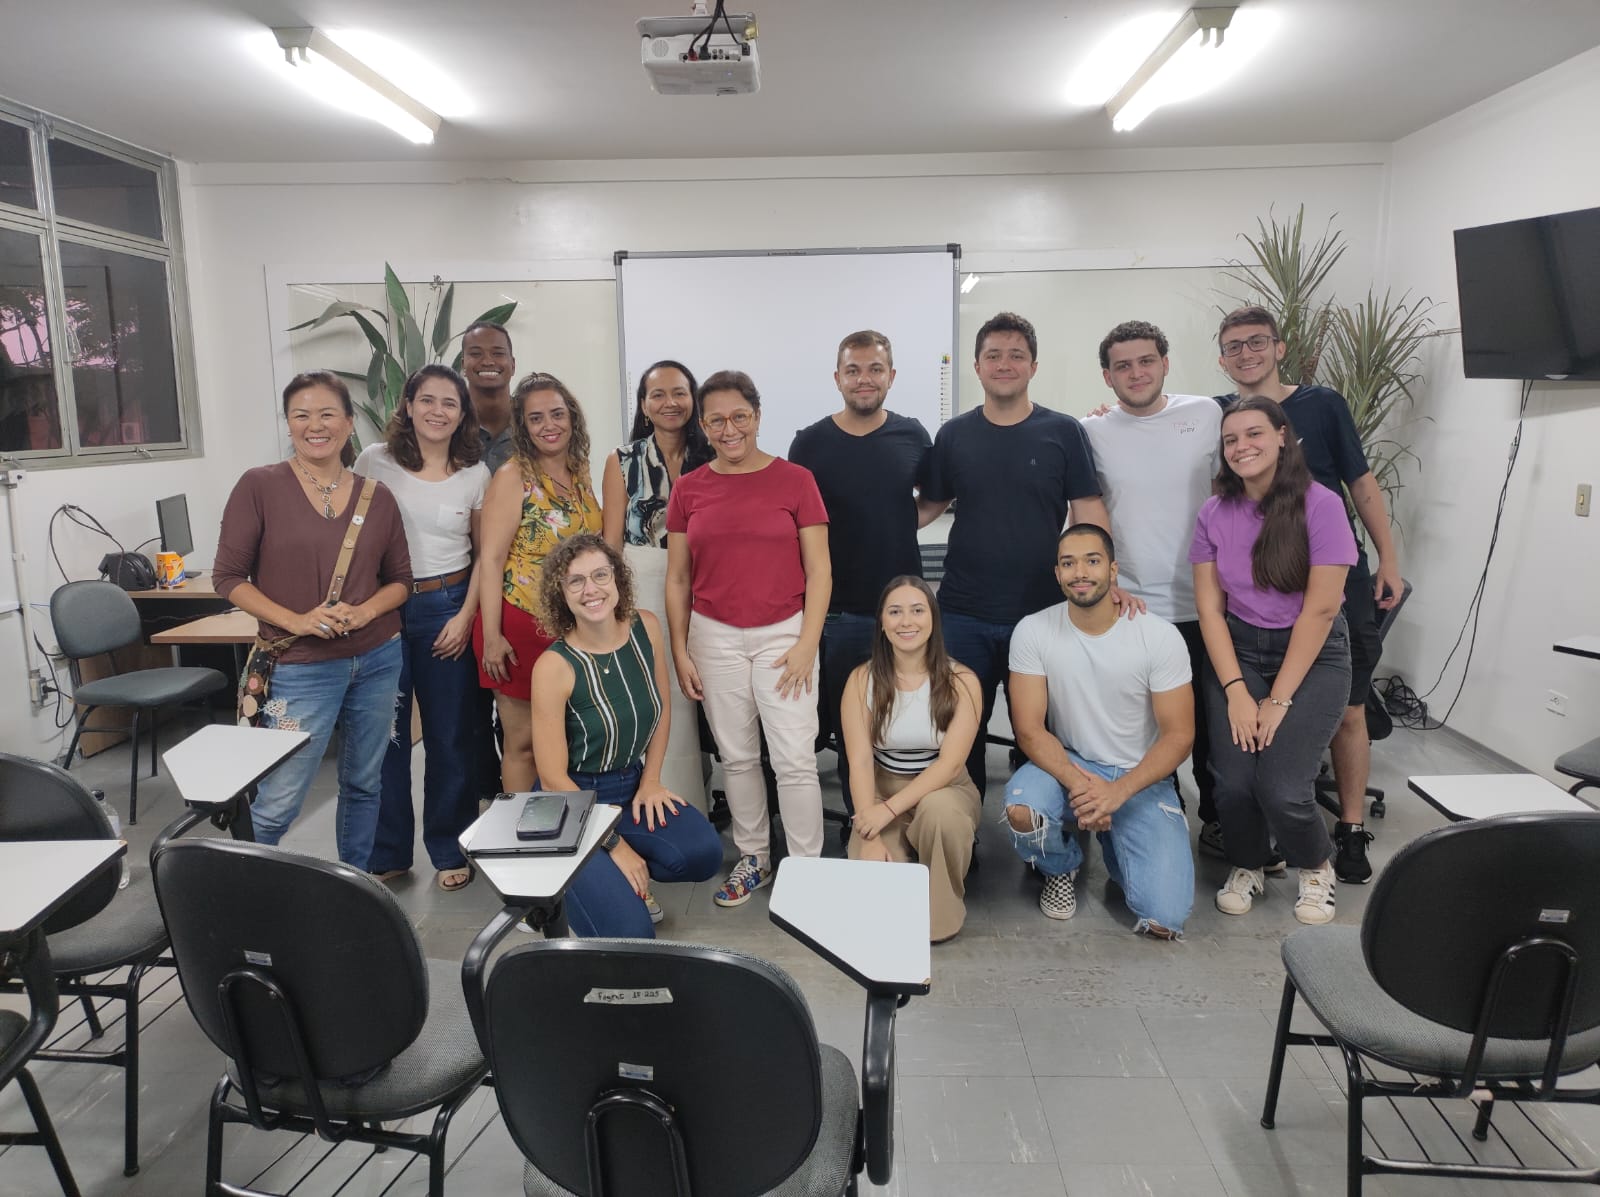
[1189,397,1357,927]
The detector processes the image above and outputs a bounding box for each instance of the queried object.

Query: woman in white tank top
[840,576,984,941]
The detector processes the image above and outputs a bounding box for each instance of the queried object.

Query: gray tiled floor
[4,721,1599,1195]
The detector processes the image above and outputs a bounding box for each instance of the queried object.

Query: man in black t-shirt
[1214,305,1404,886]
[917,312,1110,797]
[790,329,932,813]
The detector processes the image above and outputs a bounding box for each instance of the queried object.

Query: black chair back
[1364,812,1600,1040]
[151,838,429,1084]
[486,938,825,1197]
[0,753,119,932]
[50,580,141,660]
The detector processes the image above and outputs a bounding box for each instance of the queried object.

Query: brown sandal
[437,865,475,892]
[371,867,411,883]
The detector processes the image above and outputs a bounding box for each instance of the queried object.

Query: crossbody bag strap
[325,477,379,606]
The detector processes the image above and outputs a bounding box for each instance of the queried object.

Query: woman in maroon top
[665,370,832,907]
[213,372,413,867]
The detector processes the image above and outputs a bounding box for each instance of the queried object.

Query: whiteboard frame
[613,244,961,432]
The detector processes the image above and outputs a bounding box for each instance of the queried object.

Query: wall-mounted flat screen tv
[1454,205,1600,380]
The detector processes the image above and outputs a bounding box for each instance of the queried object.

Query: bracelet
[1260,696,1293,709]
[883,798,898,817]
[1223,677,1246,691]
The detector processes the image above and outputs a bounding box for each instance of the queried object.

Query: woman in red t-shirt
[665,370,832,907]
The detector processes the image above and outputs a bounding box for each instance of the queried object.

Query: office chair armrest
[461,904,530,1055]
[861,992,903,1186]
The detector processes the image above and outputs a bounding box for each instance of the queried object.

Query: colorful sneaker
[1216,866,1265,915]
[1201,823,1286,876]
[1295,862,1337,925]
[1039,870,1078,920]
[644,893,664,924]
[712,855,770,908]
[1334,822,1375,885]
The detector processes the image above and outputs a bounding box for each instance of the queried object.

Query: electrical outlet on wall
[1546,690,1569,716]
[1578,483,1592,518]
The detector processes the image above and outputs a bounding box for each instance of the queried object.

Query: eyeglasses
[1220,334,1277,358]
[703,411,754,433]
[562,567,615,595]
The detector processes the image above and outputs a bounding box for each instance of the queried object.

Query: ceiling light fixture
[271,26,441,145]
[1105,6,1236,133]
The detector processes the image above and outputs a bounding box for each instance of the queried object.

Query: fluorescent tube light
[1105,7,1236,132]
[272,26,441,145]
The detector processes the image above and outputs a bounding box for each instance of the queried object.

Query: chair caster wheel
[1372,800,1386,819]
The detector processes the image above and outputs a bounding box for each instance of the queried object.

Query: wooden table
[1407,773,1598,822]
[124,571,220,601]
[150,609,256,646]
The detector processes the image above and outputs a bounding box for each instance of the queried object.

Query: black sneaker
[708,791,732,831]
[1334,822,1375,885]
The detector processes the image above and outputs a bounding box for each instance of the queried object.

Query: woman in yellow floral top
[474,372,603,790]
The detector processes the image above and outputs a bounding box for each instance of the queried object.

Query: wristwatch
[601,829,621,853]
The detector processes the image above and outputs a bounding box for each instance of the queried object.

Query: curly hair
[510,372,591,484]
[1098,320,1169,369]
[535,533,636,639]
[384,365,481,472]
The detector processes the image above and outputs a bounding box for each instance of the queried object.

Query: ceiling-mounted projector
[638,10,759,96]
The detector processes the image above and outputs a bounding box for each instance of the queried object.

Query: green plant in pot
[288,264,517,442]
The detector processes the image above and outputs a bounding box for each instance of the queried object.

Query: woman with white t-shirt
[356,365,491,892]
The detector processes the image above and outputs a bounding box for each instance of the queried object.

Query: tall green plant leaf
[384,264,411,367]
[286,300,378,333]
[431,284,456,356]
[447,301,520,369]
[349,311,391,360]
[1220,205,1346,385]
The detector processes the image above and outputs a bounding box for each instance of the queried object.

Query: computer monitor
[156,493,194,557]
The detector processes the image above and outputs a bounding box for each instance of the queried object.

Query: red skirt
[472,598,555,701]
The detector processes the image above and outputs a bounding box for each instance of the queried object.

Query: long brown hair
[1215,396,1313,593]
[384,365,481,472]
[510,372,591,483]
[867,576,965,746]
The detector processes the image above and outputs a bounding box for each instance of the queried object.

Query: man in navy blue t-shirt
[917,311,1110,797]
[1214,305,1404,886]
[789,330,932,813]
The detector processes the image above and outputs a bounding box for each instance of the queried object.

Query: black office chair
[52,580,227,823]
[1314,577,1413,820]
[1554,736,1600,798]
[150,838,486,1197]
[0,752,172,1177]
[472,937,893,1196]
[1261,811,1600,1194]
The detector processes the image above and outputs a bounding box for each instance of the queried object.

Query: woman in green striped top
[530,534,723,937]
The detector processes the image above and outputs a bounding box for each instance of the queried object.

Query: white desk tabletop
[0,840,124,936]
[461,800,622,904]
[1554,635,1600,661]
[769,857,931,995]
[162,725,310,807]
[1407,773,1598,822]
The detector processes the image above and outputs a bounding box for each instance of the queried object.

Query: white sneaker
[1295,862,1337,925]
[1039,870,1078,920]
[1216,866,1265,915]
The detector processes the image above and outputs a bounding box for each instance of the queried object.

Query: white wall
[1381,46,1600,777]
[0,143,1389,756]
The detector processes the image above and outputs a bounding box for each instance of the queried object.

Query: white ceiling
[7,0,1600,163]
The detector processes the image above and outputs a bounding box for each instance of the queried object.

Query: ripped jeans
[1004,757,1195,935]
[253,635,403,869]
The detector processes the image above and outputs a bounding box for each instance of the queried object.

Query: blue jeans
[254,635,403,869]
[562,764,725,939]
[941,610,1017,797]
[821,611,878,814]
[1004,757,1195,935]
[370,581,480,873]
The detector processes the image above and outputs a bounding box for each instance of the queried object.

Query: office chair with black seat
[1314,578,1413,822]
[150,838,486,1197]
[0,752,173,1178]
[1260,810,1600,1195]
[471,937,896,1196]
[51,579,228,823]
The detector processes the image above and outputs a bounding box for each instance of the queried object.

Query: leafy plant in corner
[1220,205,1438,526]
[287,264,516,442]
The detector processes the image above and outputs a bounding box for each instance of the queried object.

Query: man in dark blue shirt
[1214,305,1404,885]
[918,312,1110,797]
[790,330,932,813]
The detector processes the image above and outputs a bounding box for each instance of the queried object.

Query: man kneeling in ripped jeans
[1004,524,1196,938]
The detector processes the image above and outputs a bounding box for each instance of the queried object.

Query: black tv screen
[1453,205,1600,380]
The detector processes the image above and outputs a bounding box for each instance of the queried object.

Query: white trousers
[625,543,708,812]
[687,610,823,860]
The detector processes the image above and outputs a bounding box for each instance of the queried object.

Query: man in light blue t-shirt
[1004,524,1196,937]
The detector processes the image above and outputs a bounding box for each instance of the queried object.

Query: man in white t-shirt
[1083,320,1244,861]
[1004,524,1196,936]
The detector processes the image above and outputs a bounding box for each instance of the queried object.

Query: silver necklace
[293,456,343,519]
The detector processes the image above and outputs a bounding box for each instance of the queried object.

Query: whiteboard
[616,247,959,459]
